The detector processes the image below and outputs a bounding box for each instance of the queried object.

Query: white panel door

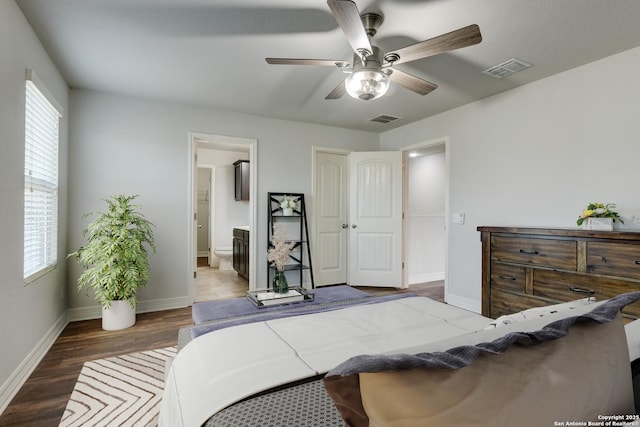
[314,152,349,286]
[348,151,403,287]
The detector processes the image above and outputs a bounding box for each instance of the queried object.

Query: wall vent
[369,114,400,124]
[482,58,532,79]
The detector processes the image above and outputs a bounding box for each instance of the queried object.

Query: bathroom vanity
[232,226,249,280]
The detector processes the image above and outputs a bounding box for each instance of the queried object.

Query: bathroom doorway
[188,133,257,303]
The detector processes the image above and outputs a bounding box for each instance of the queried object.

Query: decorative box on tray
[247,286,315,308]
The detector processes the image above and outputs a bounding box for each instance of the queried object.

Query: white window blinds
[24,70,61,283]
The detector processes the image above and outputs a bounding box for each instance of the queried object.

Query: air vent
[369,114,400,124]
[482,58,532,79]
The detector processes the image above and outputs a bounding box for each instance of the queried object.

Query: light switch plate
[452,212,465,225]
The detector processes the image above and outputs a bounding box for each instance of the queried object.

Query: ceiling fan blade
[388,69,437,95]
[327,0,372,57]
[266,58,349,67]
[325,79,347,99]
[387,24,482,65]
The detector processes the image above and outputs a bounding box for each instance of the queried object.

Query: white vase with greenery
[280,195,298,216]
[69,194,155,330]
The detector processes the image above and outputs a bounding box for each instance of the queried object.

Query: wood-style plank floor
[0,282,443,427]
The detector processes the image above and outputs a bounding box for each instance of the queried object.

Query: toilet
[213,247,233,270]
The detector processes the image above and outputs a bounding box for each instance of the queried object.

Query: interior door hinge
[194,271,197,279]
[194,212,197,221]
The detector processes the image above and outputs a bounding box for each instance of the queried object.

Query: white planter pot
[282,208,293,216]
[102,300,136,330]
[582,217,613,231]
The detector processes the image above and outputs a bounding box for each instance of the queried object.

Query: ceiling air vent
[482,58,532,79]
[369,114,400,124]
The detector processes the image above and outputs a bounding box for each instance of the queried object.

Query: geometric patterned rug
[59,347,176,427]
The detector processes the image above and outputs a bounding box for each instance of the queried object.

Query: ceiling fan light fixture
[345,69,390,101]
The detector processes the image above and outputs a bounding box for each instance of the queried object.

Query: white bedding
[159,296,493,427]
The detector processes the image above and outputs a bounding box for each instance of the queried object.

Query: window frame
[23,69,63,284]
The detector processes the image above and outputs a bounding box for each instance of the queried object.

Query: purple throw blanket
[189,290,416,340]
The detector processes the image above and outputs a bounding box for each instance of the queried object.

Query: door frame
[187,132,258,303]
[400,136,450,297]
[312,146,404,288]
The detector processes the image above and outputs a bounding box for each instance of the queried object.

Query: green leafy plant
[68,194,156,309]
[576,202,623,226]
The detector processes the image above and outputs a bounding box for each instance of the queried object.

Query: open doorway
[188,133,257,303]
[401,137,449,297]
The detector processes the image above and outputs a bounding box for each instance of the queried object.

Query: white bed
[159,295,493,427]
[160,291,640,427]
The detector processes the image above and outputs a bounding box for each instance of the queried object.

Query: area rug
[59,347,176,427]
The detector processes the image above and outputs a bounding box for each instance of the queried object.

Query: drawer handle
[636,260,640,265]
[519,249,539,255]
[569,286,595,295]
[498,274,517,281]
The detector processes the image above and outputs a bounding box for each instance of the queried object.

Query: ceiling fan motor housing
[347,46,389,100]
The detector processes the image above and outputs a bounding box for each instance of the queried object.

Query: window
[24,70,62,283]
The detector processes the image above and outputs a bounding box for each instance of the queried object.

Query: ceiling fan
[266,0,482,101]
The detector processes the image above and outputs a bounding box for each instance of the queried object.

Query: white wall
[381,46,640,312]
[0,0,69,411]
[406,148,446,283]
[67,89,379,314]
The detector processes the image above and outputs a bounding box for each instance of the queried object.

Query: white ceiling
[16,0,640,133]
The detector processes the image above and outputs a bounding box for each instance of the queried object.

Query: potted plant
[280,195,298,216]
[69,194,156,330]
[577,202,623,231]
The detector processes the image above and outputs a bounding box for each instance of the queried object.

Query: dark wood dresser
[478,226,640,319]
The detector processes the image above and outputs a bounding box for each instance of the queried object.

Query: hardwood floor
[0,282,443,426]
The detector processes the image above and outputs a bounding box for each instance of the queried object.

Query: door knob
[352,224,357,228]
[342,224,348,228]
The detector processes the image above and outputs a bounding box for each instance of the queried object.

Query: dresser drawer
[490,263,526,293]
[533,270,597,302]
[490,289,552,318]
[533,270,640,318]
[491,236,577,270]
[587,242,640,280]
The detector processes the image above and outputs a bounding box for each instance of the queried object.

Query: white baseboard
[197,251,208,257]
[66,305,100,322]
[137,296,191,314]
[408,272,444,284]
[66,296,192,322]
[0,312,68,415]
[445,293,482,314]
